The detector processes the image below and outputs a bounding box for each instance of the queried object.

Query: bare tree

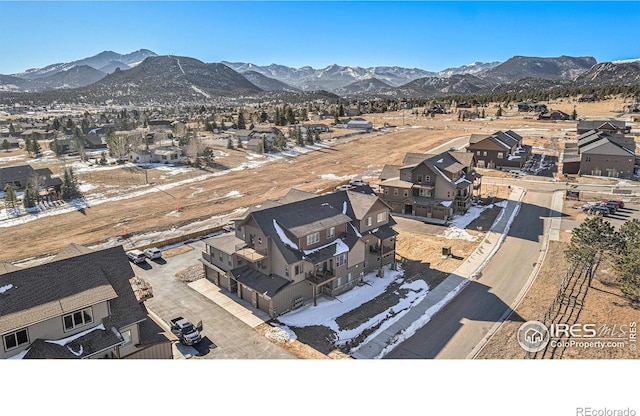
[107,132,131,162]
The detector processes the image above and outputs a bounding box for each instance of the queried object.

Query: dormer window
[327,227,335,238]
[307,232,320,245]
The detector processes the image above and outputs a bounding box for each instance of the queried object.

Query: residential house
[562,130,637,177]
[346,119,373,131]
[0,245,173,359]
[128,147,182,164]
[0,164,62,194]
[466,130,531,170]
[1,137,20,149]
[516,102,548,113]
[200,188,397,317]
[537,110,571,121]
[576,120,630,135]
[306,123,330,133]
[83,132,107,150]
[378,151,481,221]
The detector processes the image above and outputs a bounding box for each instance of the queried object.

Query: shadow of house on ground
[384,278,526,359]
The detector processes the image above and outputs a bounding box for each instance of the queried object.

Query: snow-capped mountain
[13,49,157,79]
[222,61,437,91]
[438,61,501,78]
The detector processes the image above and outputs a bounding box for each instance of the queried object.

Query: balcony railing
[305,269,336,285]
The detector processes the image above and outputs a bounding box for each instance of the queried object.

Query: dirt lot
[475,200,640,359]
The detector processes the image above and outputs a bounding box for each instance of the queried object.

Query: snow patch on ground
[277,265,430,349]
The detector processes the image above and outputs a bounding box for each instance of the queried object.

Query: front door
[404,204,413,215]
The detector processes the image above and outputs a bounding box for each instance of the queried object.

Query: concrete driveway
[132,240,296,359]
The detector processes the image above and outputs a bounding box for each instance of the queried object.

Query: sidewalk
[351,186,526,359]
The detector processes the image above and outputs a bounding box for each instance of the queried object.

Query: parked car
[169,317,203,346]
[590,205,611,216]
[603,199,625,209]
[581,204,594,213]
[126,249,146,264]
[595,202,617,213]
[144,247,162,260]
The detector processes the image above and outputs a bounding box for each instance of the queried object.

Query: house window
[336,253,347,267]
[476,151,480,155]
[347,273,353,282]
[3,328,29,351]
[121,329,132,346]
[294,264,303,275]
[483,151,487,156]
[425,176,430,182]
[497,152,504,159]
[384,188,388,195]
[307,232,320,245]
[63,307,93,332]
[366,217,372,227]
[336,276,343,287]
[419,189,431,197]
[327,227,335,238]
[404,190,409,197]
[219,252,223,261]
[258,237,262,245]
[377,212,387,223]
[393,188,398,196]
[585,156,591,162]
[285,266,289,277]
[417,175,423,183]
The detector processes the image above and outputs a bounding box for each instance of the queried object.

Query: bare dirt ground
[476,200,640,359]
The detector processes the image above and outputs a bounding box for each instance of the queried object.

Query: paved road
[134,241,296,359]
[385,190,553,358]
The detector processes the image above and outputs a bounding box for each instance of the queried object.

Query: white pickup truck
[169,317,203,346]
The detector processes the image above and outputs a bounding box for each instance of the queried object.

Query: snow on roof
[454,176,471,185]
[342,201,347,215]
[273,219,299,250]
[349,223,362,238]
[441,200,453,207]
[303,237,349,257]
[45,323,106,346]
[0,283,13,294]
[436,158,444,163]
[431,165,452,183]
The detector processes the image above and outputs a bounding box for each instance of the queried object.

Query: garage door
[257,294,270,315]
[241,285,256,307]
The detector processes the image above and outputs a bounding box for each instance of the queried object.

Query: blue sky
[1,1,639,74]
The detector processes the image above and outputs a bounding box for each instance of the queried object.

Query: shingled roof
[0,245,144,336]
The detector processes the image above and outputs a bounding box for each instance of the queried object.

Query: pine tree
[24,137,32,157]
[22,184,35,208]
[495,105,503,118]
[2,139,9,152]
[237,111,246,130]
[306,128,314,145]
[564,215,615,285]
[314,130,321,143]
[4,183,17,209]
[61,168,80,201]
[227,137,234,150]
[571,107,578,120]
[31,137,41,157]
[236,137,243,149]
[295,126,304,146]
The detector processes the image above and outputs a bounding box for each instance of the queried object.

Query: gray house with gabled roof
[562,129,637,177]
[466,130,531,170]
[200,188,396,317]
[379,150,481,221]
[0,245,173,359]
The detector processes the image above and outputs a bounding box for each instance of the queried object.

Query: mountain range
[1,49,640,105]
